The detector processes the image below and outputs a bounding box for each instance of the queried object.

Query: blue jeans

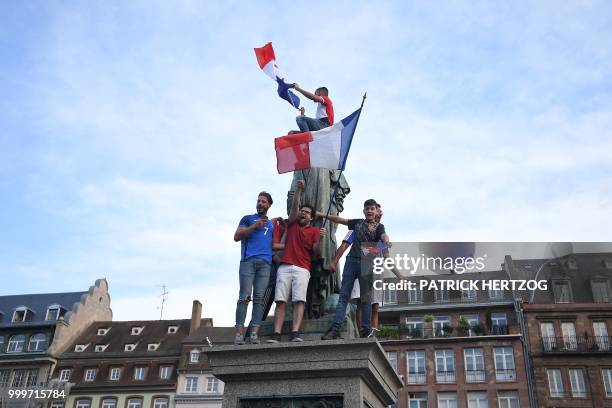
[296,116,330,132]
[331,257,373,334]
[235,258,271,327]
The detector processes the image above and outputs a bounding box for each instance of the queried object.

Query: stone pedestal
[204,338,403,408]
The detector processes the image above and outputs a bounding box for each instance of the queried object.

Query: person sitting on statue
[292,84,334,132]
[233,192,275,345]
[267,180,325,343]
[319,199,391,339]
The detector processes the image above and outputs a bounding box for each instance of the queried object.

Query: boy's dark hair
[316,87,329,96]
[259,191,273,205]
[300,204,315,216]
[363,199,378,208]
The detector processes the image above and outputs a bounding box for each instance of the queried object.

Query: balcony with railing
[466,370,486,382]
[495,369,517,381]
[395,324,513,339]
[435,370,456,383]
[541,336,612,353]
[406,372,427,384]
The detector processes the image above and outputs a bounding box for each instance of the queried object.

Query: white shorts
[274,264,310,303]
[350,278,382,305]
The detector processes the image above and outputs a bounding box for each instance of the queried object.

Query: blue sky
[1,1,611,325]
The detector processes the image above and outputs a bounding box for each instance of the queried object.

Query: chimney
[190,300,202,335]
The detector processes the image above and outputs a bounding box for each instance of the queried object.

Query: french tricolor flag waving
[274,108,362,174]
[254,42,300,109]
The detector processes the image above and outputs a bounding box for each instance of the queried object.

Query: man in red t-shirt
[293,84,334,132]
[267,180,325,343]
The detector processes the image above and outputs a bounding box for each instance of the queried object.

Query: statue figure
[287,168,350,318]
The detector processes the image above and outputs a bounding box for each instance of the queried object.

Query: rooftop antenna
[157,284,169,320]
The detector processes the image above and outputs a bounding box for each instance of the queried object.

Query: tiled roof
[0,291,87,327]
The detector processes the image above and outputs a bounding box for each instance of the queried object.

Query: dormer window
[45,304,65,321]
[12,306,32,323]
[604,258,612,269]
[592,280,611,303]
[97,328,110,336]
[567,258,578,270]
[148,343,160,351]
[95,344,109,352]
[75,344,88,352]
[553,280,572,303]
[125,344,136,352]
[131,327,144,336]
[189,349,200,363]
[167,326,178,334]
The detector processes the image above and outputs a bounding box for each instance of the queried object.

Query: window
[467,392,488,408]
[603,369,612,397]
[76,400,91,408]
[462,288,477,301]
[167,326,178,334]
[553,280,572,303]
[97,328,110,336]
[95,344,108,352]
[84,368,96,382]
[435,349,455,383]
[125,344,136,351]
[133,366,146,380]
[50,400,65,408]
[561,322,577,350]
[437,392,457,408]
[547,368,564,397]
[148,343,160,351]
[463,314,479,336]
[408,392,427,408]
[75,344,88,352]
[0,369,10,387]
[153,398,168,408]
[11,369,25,387]
[185,376,198,392]
[489,288,504,300]
[540,322,556,351]
[127,398,142,408]
[101,399,116,408]
[407,350,426,384]
[494,347,516,381]
[59,369,71,382]
[12,307,30,322]
[408,289,423,304]
[7,334,25,352]
[131,326,144,335]
[0,335,4,352]
[497,391,519,408]
[405,317,424,338]
[433,316,452,337]
[435,288,449,303]
[593,321,609,351]
[26,368,38,386]
[206,377,219,393]
[490,313,508,334]
[382,286,397,304]
[464,348,485,382]
[592,280,611,303]
[569,368,586,398]
[29,333,48,351]
[159,365,173,379]
[190,349,200,363]
[45,305,64,321]
[109,367,121,381]
[386,351,398,372]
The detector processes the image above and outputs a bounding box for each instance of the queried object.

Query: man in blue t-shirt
[233,191,275,345]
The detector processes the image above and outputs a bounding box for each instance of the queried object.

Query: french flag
[275,108,361,174]
[254,42,300,109]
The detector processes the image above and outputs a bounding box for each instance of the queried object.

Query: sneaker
[290,331,303,342]
[321,328,342,340]
[250,332,260,344]
[234,332,245,345]
[266,333,282,343]
[367,328,379,338]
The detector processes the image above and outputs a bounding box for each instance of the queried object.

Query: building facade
[54,299,213,408]
[506,252,612,407]
[0,279,112,405]
[378,272,530,408]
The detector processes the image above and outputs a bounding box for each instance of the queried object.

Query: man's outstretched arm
[293,83,324,103]
[316,211,348,225]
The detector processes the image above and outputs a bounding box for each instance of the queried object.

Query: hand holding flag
[254,42,301,109]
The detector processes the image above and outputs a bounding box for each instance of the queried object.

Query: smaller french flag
[254,42,300,109]
[274,108,361,174]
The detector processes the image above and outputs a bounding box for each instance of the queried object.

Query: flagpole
[322,92,367,229]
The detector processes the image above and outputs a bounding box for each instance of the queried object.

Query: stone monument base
[204,338,402,408]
